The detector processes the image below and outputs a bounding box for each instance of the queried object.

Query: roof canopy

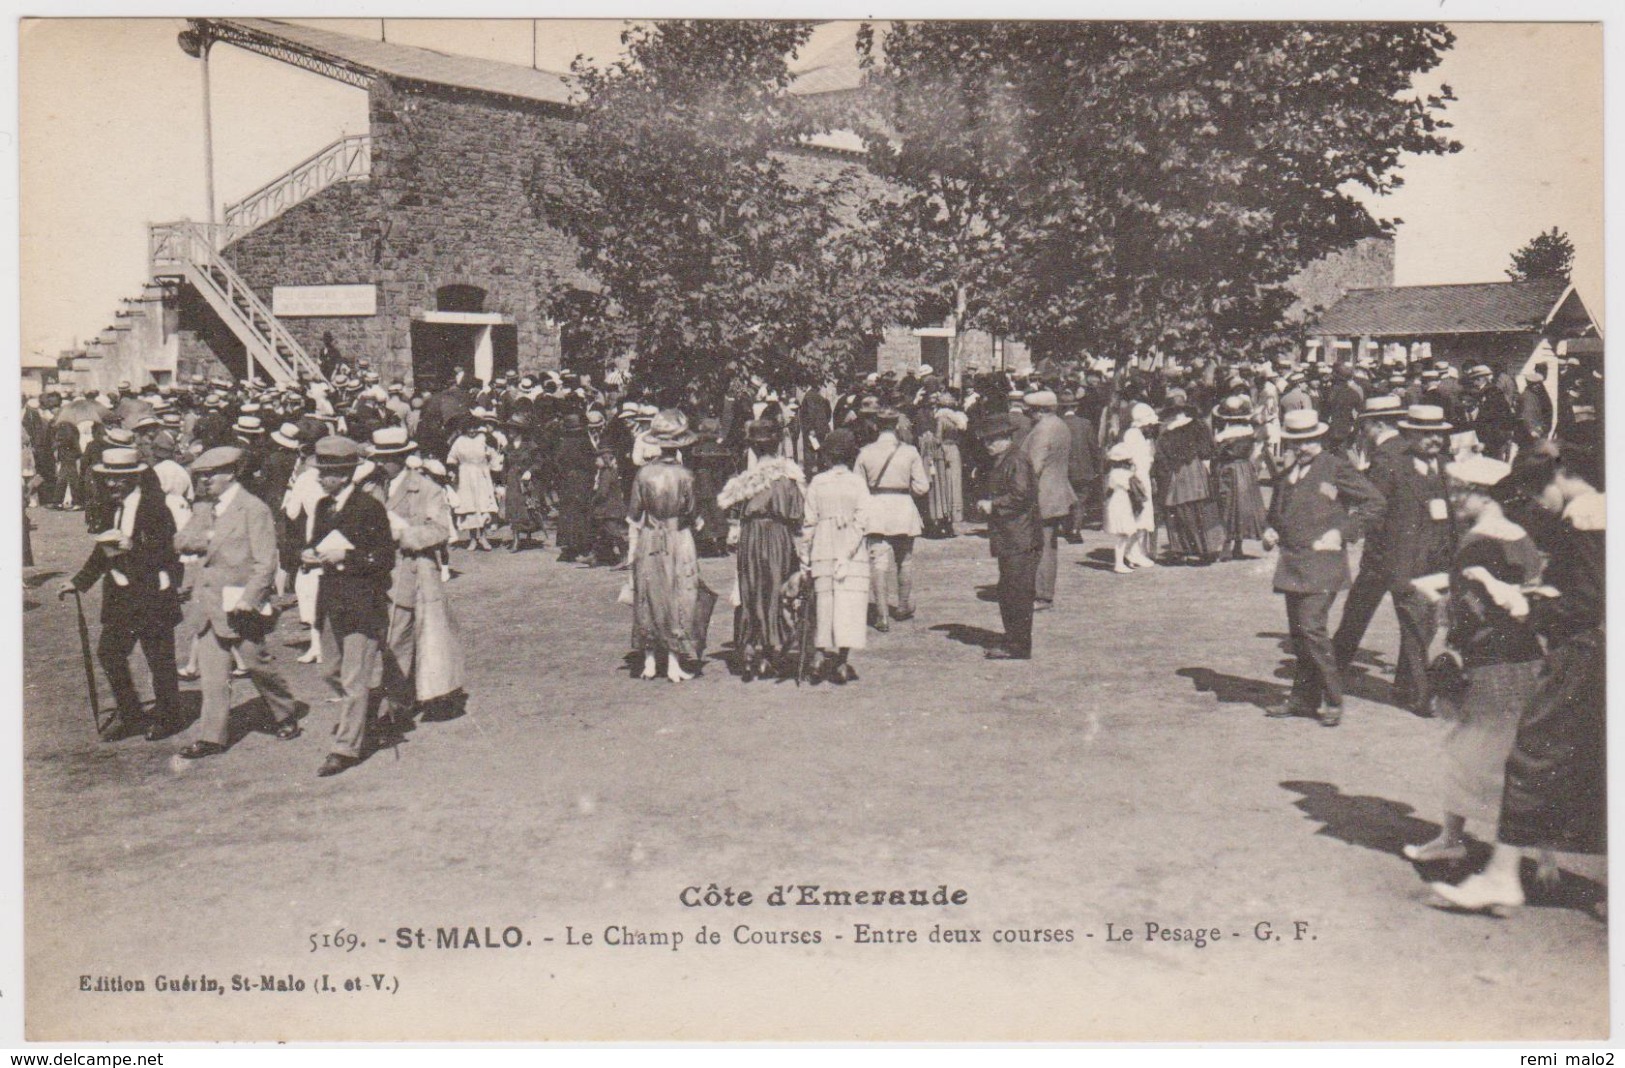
[1310,278,1589,337]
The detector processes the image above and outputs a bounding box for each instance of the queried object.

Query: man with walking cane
[57,447,183,741]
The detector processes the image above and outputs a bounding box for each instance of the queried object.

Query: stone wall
[221,77,587,388]
[1284,236,1395,322]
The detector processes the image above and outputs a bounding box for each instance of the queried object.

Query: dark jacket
[1365,447,1456,591]
[986,445,1042,559]
[71,476,182,629]
[1268,450,1385,594]
[311,487,395,630]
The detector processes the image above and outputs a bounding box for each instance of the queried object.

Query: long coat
[1267,450,1385,594]
[310,488,395,631]
[384,468,452,609]
[175,483,279,640]
[1363,448,1456,592]
[1021,412,1078,521]
[986,446,1042,559]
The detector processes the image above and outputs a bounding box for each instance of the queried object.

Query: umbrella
[54,398,104,425]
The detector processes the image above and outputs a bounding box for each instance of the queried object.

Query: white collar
[330,484,354,512]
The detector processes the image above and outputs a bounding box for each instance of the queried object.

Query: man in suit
[1061,391,1101,541]
[798,384,833,475]
[1331,395,1409,672]
[977,414,1042,661]
[1262,408,1386,727]
[1019,390,1077,608]
[365,426,454,733]
[1346,404,1457,714]
[173,446,303,759]
[305,436,396,777]
[58,448,184,741]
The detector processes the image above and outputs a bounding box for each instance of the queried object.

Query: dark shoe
[179,741,228,760]
[99,718,137,743]
[274,721,303,741]
[1319,704,1344,728]
[891,608,915,622]
[144,720,172,742]
[317,753,359,778]
[872,618,890,634]
[1264,702,1314,719]
[984,648,1031,661]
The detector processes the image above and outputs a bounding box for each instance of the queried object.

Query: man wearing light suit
[174,446,303,759]
[1019,390,1077,609]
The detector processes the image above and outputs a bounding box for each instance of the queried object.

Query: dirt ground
[21,504,1607,1042]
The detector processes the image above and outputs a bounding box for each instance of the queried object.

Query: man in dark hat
[303,436,396,776]
[1262,409,1385,727]
[174,446,304,759]
[553,412,597,564]
[57,447,184,741]
[977,414,1042,660]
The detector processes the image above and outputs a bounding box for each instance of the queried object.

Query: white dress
[1103,467,1136,536]
[1121,427,1156,531]
[447,433,499,530]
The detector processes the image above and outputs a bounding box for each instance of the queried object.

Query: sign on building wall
[272,284,378,317]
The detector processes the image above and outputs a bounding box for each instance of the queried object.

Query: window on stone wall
[435,284,486,314]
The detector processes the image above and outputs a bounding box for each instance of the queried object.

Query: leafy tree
[1506,226,1575,282]
[858,22,1461,363]
[535,21,918,398]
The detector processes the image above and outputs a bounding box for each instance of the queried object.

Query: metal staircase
[146,134,372,386]
[149,220,326,386]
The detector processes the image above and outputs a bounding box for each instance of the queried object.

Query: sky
[17,18,1604,362]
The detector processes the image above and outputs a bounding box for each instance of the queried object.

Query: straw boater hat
[234,414,266,436]
[1280,408,1329,441]
[128,411,162,432]
[1446,455,1511,488]
[1213,394,1254,422]
[1356,395,1404,421]
[369,425,417,458]
[1023,390,1058,409]
[585,409,606,429]
[270,422,304,449]
[92,446,146,476]
[1397,404,1453,433]
[643,409,698,450]
[314,436,363,470]
[1466,364,1494,380]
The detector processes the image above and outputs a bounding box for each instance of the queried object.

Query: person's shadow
[1175,666,1288,712]
[972,584,1000,603]
[929,623,1005,651]
[1078,548,1118,572]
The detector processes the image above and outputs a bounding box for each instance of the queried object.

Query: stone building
[73,19,1392,394]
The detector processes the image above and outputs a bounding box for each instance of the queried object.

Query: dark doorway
[410,320,479,392]
[492,324,518,381]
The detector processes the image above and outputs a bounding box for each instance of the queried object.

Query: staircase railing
[149,220,327,386]
[222,133,372,234]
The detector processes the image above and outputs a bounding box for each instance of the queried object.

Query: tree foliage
[535,21,918,396]
[858,22,1461,362]
[1506,226,1575,282]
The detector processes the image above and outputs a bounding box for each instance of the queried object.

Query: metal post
[201,39,216,231]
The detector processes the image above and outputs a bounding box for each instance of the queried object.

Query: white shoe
[297,647,323,665]
[1113,564,1133,574]
[1429,875,1524,916]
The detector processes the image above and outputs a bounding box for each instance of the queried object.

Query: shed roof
[1310,278,1580,337]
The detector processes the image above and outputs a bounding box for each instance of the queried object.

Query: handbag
[692,580,719,654]
[1426,650,1469,701]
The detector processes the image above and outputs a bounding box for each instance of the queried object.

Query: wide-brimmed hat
[127,411,162,432]
[270,422,304,449]
[315,435,363,470]
[1023,390,1058,408]
[234,415,265,435]
[1465,364,1494,380]
[975,413,1017,441]
[1522,366,1546,382]
[643,409,698,450]
[92,446,146,476]
[858,396,881,414]
[370,425,417,458]
[1130,402,1158,429]
[1213,395,1254,422]
[1446,455,1511,488]
[1398,404,1454,433]
[1357,395,1404,421]
[1280,409,1329,440]
[192,445,244,474]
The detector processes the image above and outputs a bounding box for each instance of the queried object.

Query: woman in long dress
[501,413,547,553]
[935,392,968,532]
[1400,455,1544,864]
[1431,446,1606,913]
[1154,406,1223,565]
[719,418,805,680]
[799,428,871,684]
[1119,403,1159,566]
[1211,395,1269,559]
[629,410,703,682]
[447,414,499,551]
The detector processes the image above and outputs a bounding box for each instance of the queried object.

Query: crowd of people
[22,349,1605,910]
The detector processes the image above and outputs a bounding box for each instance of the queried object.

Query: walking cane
[66,588,104,735]
[795,573,814,687]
